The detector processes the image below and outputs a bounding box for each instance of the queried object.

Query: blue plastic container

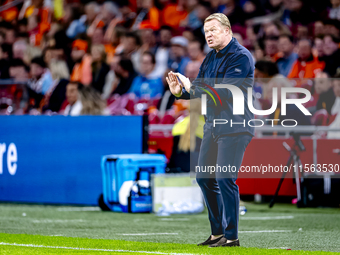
[101,154,166,212]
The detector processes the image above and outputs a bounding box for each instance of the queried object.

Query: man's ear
[225,27,229,35]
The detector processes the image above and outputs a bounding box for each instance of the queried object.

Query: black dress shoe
[197,235,224,246]
[209,237,240,247]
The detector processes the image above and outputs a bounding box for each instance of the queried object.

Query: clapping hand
[174,72,191,93]
[166,71,183,97]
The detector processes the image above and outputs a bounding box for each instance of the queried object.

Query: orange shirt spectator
[132,0,160,31]
[70,40,92,86]
[288,56,325,79]
[161,4,188,29]
[0,0,18,22]
[288,39,325,80]
[104,44,116,63]
[71,55,92,86]
[23,4,51,46]
[140,7,160,31]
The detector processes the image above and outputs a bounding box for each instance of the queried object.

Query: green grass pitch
[0,202,339,254]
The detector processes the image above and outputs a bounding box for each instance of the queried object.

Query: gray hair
[13,40,28,51]
[85,2,100,13]
[103,2,122,19]
[204,13,233,36]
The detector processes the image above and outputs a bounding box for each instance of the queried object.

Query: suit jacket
[178,37,255,136]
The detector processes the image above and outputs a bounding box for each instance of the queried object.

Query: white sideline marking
[159,218,189,221]
[57,207,101,212]
[122,233,179,236]
[240,216,294,220]
[0,242,193,255]
[32,219,85,223]
[268,247,291,250]
[239,230,292,233]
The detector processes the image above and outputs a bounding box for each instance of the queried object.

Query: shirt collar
[215,37,237,57]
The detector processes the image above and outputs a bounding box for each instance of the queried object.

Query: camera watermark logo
[200,84,312,127]
[198,83,222,114]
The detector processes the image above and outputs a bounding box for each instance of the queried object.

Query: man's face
[66,83,79,105]
[314,73,331,94]
[141,29,154,45]
[63,6,73,23]
[9,66,28,79]
[13,43,27,59]
[27,15,38,31]
[332,79,340,97]
[323,36,338,56]
[171,45,185,58]
[44,49,54,65]
[265,39,278,57]
[285,0,302,11]
[264,24,280,37]
[314,21,324,36]
[296,25,308,39]
[123,37,137,54]
[9,67,18,79]
[278,37,293,55]
[44,49,63,64]
[204,19,229,50]
[30,63,44,79]
[5,29,16,44]
[254,68,267,79]
[71,48,85,62]
[114,64,124,77]
[111,55,122,74]
[92,28,104,45]
[314,38,324,57]
[331,0,340,6]
[324,24,340,37]
[270,0,282,6]
[188,42,201,61]
[297,40,311,60]
[160,29,171,46]
[140,54,154,75]
[91,46,102,62]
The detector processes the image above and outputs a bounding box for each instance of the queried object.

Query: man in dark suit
[166,13,254,248]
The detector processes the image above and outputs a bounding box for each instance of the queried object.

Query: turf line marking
[121,233,179,236]
[32,219,85,223]
[0,242,194,255]
[57,207,101,212]
[239,230,292,233]
[240,216,294,220]
[159,218,189,221]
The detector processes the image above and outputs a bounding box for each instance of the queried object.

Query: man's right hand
[166,71,183,97]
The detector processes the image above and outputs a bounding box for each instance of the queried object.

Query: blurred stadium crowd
[0,0,340,132]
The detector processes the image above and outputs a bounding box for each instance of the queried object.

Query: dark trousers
[196,127,252,240]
